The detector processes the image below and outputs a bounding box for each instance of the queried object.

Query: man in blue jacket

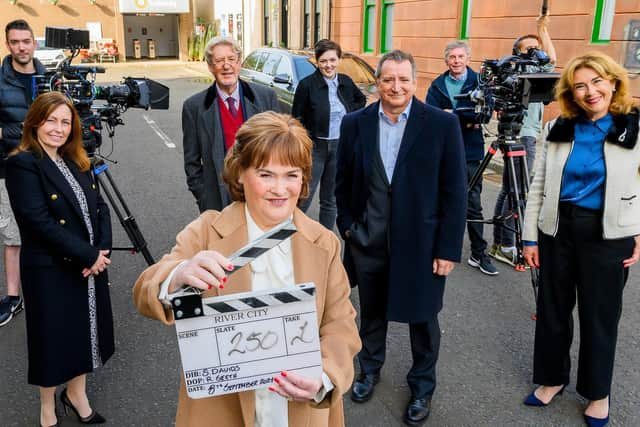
[0,19,46,326]
[426,40,497,275]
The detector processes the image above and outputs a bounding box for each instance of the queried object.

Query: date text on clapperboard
[168,220,323,399]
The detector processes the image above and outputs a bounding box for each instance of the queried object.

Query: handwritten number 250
[228,331,278,356]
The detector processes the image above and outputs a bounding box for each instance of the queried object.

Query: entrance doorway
[123,14,179,59]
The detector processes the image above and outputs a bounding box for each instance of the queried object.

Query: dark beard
[12,54,33,66]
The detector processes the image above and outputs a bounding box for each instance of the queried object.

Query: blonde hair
[223,112,312,202]
[555,51,636,119]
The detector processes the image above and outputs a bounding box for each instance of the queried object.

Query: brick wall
[331,0,640,104]
[1,0,123,58]
[1,1,194,61]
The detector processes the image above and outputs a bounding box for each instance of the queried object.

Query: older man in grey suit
[182,37,279,212]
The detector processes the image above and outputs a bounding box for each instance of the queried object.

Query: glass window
[242,52,261,70]
[592,0,616,44]
[255,52,269,72]
[293,56,316,81]
[261,53,282,76]
[363,0,376,53]
[381,1,394,53]
[315,0,321,43]
[276,56,293,77]
[264,0,270,45]
[304,0,311,48]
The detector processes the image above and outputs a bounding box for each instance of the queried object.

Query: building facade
[1,0,205,61]
[240,0,332,56]
[331,0,640,99]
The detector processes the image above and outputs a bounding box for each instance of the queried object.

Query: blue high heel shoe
[584,397,609,427]
[523,384,566,407]
[584,414,609,427]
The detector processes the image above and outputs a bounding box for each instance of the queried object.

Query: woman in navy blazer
[292,39,366,229]
[6,92,113,427]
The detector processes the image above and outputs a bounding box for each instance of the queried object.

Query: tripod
[92,158,155,266]
[468,115,540,307]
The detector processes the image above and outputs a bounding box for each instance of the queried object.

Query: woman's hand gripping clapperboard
[162,220,323,399]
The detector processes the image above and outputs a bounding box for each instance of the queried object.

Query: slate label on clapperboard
[174,283,323,399]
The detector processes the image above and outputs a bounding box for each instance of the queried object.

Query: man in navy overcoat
[335,50,467,425]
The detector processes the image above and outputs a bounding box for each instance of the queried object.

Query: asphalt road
[1,62,639,426]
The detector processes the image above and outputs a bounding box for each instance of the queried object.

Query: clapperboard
[167,220,323,399]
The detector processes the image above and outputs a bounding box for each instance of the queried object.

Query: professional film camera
[459,47,557,127]
[34,27,169,156]
[33,26,171,265]
[457,47,559,308]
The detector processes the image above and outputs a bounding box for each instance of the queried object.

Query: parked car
[240,47,378,113]
[34,37,66,71]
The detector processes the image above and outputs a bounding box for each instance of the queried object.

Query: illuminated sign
[119,0,189,13]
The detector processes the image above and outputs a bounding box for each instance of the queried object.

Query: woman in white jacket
[522,51,640,427]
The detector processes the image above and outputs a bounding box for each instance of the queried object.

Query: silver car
[240,47,378,113]
[34,37,66,71]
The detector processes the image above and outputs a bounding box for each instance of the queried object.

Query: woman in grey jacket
[522,51,640,427]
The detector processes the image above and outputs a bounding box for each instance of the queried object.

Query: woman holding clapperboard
[6,92,114,427]
[134,111,360,426]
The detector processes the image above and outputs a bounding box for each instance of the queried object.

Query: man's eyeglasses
[212,56,240,68]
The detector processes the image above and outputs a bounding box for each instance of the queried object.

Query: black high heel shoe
[60,388,106,424]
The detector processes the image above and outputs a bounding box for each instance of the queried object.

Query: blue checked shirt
[321,76,347,140]
[378,100,412,182]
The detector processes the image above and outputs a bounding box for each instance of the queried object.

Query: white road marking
[143,114,176,148]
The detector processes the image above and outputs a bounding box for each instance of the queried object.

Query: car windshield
[338,58,376,85]
[293,56,316,80]
[35,39,55,50]
[304,54,375,85]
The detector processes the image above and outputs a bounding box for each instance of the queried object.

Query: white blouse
[246,206,293,427]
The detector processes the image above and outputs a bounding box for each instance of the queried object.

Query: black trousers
[467,160,488,257]
[533,203,633,400]
[351,242,441,400]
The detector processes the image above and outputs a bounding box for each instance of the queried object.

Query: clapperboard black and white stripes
[226,219,297,273]
[203,284,316,315]
[163,218,298,308]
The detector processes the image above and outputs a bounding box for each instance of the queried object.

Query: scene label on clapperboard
[165,220,323,399]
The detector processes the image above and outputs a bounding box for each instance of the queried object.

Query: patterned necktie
[226,97,238,118]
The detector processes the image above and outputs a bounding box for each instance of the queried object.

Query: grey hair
[375,50,417,81]
[443,40,471,62]
[204,36,242,65]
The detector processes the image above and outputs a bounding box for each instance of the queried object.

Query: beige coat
[133,202,361,427]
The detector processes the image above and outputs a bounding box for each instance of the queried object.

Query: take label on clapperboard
[174,283,322,399]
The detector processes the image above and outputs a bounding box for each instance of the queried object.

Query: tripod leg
[505,153,540,314]
[468,141,499,192]
[506,154,526,270]
[95,170,155,266]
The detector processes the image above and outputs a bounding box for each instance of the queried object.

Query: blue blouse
[559,114,612,210]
